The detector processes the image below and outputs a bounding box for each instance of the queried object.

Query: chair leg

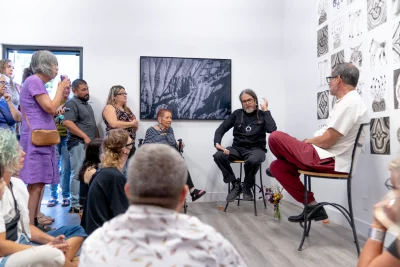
[348,179,361,256]
[253,183,258,216]
[259,164,267,209]
[184,199,187,214]
[298,174,309,251]
[237,163,243,206]
[224,183,230,212]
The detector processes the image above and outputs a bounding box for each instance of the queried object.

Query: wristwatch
[368,228,386,242]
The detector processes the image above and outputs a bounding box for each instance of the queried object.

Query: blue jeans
[50,136,72,199]
[0,225,87,266]
[69,142,84,209]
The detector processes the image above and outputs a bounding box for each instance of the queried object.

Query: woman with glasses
[81,129,131,235]
[103,85,138,156]
[0,74,21,130]
[358,157,400,267]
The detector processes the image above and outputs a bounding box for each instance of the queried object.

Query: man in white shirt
[80,144,247,267]
[266,63,369,222]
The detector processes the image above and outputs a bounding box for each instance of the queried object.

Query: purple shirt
[19,75,59,185]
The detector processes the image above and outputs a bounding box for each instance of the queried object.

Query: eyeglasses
[241,98,254,105]
[116,93,128,96]
[326,75,339,83]
[125,141,135,149]
[385,178,395,190]
[0,81,6,85]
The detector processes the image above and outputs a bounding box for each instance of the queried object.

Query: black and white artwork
[318,0,328,25]
[140,56,231,120]
[370,117,390,155]
[318,25,329,57]
[331,0,345,14]
[318,59,330,88]
[349,42,363,69]
[356,79,364,96]
[393,68,400,109]
[332,15,344,49]
[393,0,400,17]
[369,74,388,112]
[367,0,387,31]
[331,50,345,69]
[349,10,364,39]
[317,90,330,119]
[369,36,388,67]
[392,22,400,63]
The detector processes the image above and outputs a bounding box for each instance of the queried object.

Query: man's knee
[213,150,226,162]
[268,131,285,146]
[6,246,65,267]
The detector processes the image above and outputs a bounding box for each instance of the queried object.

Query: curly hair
[0,129,20,174]
[101,129,129,169]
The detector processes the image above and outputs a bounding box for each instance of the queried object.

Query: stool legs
[298,174,310,251]
[348,179,360,256]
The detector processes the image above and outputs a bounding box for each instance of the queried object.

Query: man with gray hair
[80,144,247,267]
[267,63,369,223]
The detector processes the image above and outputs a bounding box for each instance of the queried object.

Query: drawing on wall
[318,59,330,88]
[317,90,330,119]
[370,117,390,155]
[330,95,338,110]
[318,25,329,57]
[370,74,388,112]
[367,0,387,31]
[393,68,400,109]
[332,15,344,49]
[356,80,364,96]
[332,0,345,14]
[349,42,363,69]
[318,0,328,25]
[393,0,400,17]
[349,9,364,39]
[331,50,345,69]
[393,22,400,63]
[140,56,232,120]
[369,36,388,67]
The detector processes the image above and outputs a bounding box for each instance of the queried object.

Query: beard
[79,95,90,102]
[244,107,255,113]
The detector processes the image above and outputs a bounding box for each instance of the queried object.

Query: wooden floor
[41,186,365,267]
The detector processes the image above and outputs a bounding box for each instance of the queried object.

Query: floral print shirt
[80,205,247,267]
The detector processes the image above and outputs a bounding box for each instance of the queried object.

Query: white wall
[1,0,286,201]
[283,0,400,238]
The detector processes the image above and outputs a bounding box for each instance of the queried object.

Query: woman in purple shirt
[19,50,71,228]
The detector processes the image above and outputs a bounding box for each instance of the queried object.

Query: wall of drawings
[317,0,400,156]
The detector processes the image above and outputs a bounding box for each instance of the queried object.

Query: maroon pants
[268,131,338,204]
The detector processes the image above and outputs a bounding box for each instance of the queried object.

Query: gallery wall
[0,0,286,200]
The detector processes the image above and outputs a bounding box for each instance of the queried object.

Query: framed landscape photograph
[140,56,232,120]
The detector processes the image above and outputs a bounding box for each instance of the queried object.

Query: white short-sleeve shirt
[0,177,32,262]
[80,205,247,267]
[313,90,369,173]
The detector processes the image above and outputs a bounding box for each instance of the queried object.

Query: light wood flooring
[41,187,365,267]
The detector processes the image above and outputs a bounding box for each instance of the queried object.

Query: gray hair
[0,129,20,174]
[30,50,58,78]
[127,144,187,209]
[332,63,359,87]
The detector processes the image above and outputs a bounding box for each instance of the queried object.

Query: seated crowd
[0,50,399,267]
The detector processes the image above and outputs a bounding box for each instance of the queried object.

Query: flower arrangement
[265,185,284,220]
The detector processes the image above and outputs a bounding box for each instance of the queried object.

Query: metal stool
[224,160,267,216]
[297,123,369,256]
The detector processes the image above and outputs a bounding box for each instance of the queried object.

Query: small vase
[274,204,281,220]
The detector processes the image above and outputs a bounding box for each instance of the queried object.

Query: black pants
[213,146,265,187]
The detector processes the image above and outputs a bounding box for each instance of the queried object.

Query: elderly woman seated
[0,129,86,267]
[143,108,206,202]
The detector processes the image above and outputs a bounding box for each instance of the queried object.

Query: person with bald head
[80,144,247,267]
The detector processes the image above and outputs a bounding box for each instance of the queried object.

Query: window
[2,45,83,97]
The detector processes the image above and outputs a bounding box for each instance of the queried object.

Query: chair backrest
[348,123,369,178]
[138,138,144,147]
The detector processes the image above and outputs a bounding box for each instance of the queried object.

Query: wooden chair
[297,123,369,255]
[224,160,267,216]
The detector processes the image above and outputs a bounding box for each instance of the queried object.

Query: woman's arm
[34,79,70,114]
[4,94,21,122]
[0,232,33,257]
[103,105,138,129]
[29,224,55,244]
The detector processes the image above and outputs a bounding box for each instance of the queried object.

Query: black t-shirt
[388,240,400,259]
[81,167,129,235]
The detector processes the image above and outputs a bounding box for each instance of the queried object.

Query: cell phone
[60,75,68,81]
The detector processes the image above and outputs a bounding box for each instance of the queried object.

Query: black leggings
[187,170,194,189]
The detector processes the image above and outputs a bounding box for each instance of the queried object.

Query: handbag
[5,182,20,242]
[21,106,60,146]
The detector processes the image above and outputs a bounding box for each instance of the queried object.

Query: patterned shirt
[103,106,136,140]
[80,205,247,267]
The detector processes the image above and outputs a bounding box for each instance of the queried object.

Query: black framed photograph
[140,56,232,120]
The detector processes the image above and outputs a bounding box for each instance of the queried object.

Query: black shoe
[288,205,328,223]
[68,207,80,214]
[266,168,274,177]
[226,183,242,202]
[243,185,254,201]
